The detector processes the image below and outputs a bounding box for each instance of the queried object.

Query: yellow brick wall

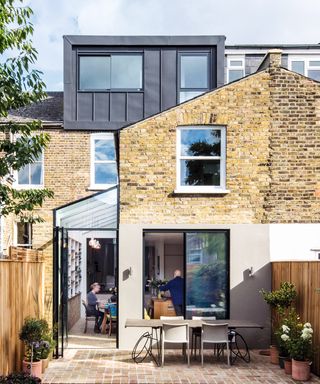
[120,71,272,224]
[2,129,96,322]
[119,67,320,224]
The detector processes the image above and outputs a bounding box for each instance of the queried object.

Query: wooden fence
[0,259,44,375]
[272,261,320,376]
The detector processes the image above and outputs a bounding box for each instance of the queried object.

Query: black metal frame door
[53,227,69,357]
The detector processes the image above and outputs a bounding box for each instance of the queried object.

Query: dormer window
[179,53,209,102]
[176,126,227,193]
[79,54,143,91]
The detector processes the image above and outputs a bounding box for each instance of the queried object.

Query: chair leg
[84,318,87,333]
[226,342,230,366]
[187,342,190,367]
[191,333,194,357]
[161,337,164,367]
[201,341,204,367]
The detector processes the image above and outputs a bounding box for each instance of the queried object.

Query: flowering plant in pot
[19,318,49,379]
[260,282,297,364]
[280,309,313,381]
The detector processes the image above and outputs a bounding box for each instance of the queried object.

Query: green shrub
[0,372,41,383]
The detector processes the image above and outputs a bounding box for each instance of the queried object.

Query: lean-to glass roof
[54,186,117,229]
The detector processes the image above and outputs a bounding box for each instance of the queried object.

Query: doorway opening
[143,230,229,320]
[53,187,118,356]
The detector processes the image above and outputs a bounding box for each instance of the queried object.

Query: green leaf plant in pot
[39,332,56,373]
[260,282,297,364]
[280,308,313,381]
[19,317,49,379]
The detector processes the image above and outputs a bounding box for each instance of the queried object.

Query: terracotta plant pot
[42,357,49,373]
[22,359,42,379]
[292,359,311,381]
[270,345,279,364]
[284,359,292,375]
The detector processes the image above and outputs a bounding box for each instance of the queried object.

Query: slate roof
[1,92,63,125]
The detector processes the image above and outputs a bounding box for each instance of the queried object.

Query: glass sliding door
[186,231,229,319]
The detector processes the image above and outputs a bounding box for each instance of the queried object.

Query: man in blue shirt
[159,270,184,316]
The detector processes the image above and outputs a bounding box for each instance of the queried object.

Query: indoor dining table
[125,318,263,366]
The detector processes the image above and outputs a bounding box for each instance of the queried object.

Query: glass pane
[291,61,305,75]
[30,163,42,185]
[180,160,220,186]
[186,232,228,319]
[111,55,142,89]
[230,60,243,67]
[180,129,221,156]
[79,56,110,90]
[309,61,320,66]
[308,70,320,81]
[18,165,29,184]
[228,69,244,82]
[17,222,32,246]
[95,163,118,185]
[179,91,204,103]
[94,139,116,161]
[180,55,208,89]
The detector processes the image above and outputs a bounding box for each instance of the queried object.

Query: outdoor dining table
[125,318,263,366]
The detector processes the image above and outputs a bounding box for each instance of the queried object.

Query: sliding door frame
[142,229,230,319]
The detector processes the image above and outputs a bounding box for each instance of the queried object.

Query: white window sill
[88,184,117,191]
[174,188,230,195]
[13,184,44,190]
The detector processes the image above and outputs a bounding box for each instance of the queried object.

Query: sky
[24,0,320,90]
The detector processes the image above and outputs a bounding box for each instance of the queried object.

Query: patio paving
[43,349,320,384]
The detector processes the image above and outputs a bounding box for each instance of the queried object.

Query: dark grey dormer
[63,35,225,130]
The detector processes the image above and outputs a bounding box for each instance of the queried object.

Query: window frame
[178,51,210,103]
[78,53,144,92]
[13,135,44,189]
[90,133,118,190]
[288,55,320,79]
[226,56,245,84]
[14,222,33,248]
[175,126,228,194]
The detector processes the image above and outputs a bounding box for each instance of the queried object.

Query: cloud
[27,0,320,90]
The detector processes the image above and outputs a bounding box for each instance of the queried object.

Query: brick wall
[119,55,320,224]
[2,128,95,321]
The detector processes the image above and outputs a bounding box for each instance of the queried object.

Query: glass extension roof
[54,186,118,229]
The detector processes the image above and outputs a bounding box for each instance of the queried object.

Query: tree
[0,0,53,222]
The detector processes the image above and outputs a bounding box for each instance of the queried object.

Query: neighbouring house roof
[1,92,63,125]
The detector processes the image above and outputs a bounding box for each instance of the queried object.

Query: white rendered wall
[270,224,320,261]
[118,224,271,350]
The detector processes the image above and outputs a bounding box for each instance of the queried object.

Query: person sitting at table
[87,282,104,333]
[105,295,117,334]
[159,269,184,316]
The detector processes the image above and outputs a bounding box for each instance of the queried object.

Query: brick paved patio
[43,349,320,384]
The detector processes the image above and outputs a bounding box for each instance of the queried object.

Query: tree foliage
[0,0,53,221]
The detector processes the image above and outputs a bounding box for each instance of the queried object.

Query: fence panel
[272,261,320,376]
[0,259,44,375]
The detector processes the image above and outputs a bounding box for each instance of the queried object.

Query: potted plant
[280,309,313,381]
[39,329,56,373]
[149,278,167,298]
[260,282,297,364]
[19,318,49,379]
[0,372,41,383]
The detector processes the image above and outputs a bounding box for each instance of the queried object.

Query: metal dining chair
[161,322,190,367]
[201,323,230,366]
[191,316,216,358]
